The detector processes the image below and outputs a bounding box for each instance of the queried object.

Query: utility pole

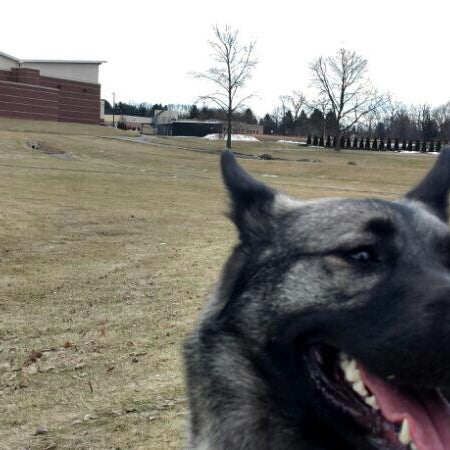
[112,92,116,127]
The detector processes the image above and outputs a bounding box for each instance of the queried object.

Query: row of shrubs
[306,135,445,152]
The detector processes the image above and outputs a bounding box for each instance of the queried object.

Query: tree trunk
[334,133,341,151]
[226,110,232,149]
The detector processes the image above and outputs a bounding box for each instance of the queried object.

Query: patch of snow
[203,134,260,142]
[394,151,439,156]
[277,140,304,145]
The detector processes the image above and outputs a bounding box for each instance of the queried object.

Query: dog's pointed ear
[221,150,276,242]
[406,148,450,222]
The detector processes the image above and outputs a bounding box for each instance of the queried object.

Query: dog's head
[218,150,450,450]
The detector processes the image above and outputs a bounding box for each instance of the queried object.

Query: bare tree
[280,90,306,122]
[193,25,258,148]
[432,101,450,127]
[310,48,388,140]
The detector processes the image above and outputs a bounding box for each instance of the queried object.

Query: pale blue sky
[2,0,450,116]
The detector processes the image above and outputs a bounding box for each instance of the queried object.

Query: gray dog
[183,149,450,450]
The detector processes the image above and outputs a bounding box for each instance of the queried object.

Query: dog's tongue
[358,365,450,450]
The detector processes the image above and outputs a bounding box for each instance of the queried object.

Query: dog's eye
[346,247,380,264]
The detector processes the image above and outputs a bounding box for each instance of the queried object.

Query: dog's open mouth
[304,346,450,450]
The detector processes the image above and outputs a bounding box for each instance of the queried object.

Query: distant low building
[153,119,223,137]
[0,50,105,124]
[225,121,263,135]
[153,109,179,126]
[103,114,152,131]
[171,119,223,137]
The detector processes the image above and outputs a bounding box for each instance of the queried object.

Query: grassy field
[0,117,439,449]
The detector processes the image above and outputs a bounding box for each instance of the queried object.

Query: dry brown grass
[0,118,438,449]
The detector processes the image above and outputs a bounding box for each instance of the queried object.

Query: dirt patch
[298,158,323,163]
[26,140,73,160]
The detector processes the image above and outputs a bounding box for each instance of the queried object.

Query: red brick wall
[0,80,59,121]
[0,68,100,124]
[0,69,12,81]
[41,76,100,124]
[11,68,40,85]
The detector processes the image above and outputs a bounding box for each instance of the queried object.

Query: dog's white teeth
[339,356,372,399]
[339,355,415,448]
[398,418,412,445]
[352,380,369,397]
[341,358,361,383]
[364,395,380,410]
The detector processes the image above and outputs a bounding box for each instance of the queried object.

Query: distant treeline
[102,101,259,125]
[103,100,168,117]
[261,103,450,142]
[103,99,450,143]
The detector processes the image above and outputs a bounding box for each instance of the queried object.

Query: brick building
[0,51,105,124]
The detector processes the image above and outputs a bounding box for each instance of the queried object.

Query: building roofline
[0,50,21,62]
[23,59,106,65]
[0,50,105,65]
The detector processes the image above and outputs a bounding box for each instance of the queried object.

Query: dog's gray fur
[183,149,450,449]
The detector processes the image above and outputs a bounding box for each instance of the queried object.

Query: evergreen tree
[332,136,337,148]
[436,140,442,152]
[188,104,200,119]
[415,139,421,152]
[325,111,339,136]
[407,141,413,151]
[346,137,351,148]
[379,139,385,150]
[394,139,399,151]
[326,136,331,147]
[359,138,365,149]
[365,137,371,149]
[309,109,325,136]
[242,108,258,124]
[353,137,358,149]
[339,135,345,148]
[296,110,308,136]
[429,141,435,152]
[372,137,378,150]
[307,134,312,145]
[138,103,149,116]
[421,140,427,152]
[402,140,407,151]
[280,110,295,135]
[319,135,325,147]
[262,114,276,134]
[103,99,113,114]
[387,138,392,150]
[422,117,439,141]
[313,135,319,146]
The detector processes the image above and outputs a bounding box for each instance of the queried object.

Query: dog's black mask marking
[184,149,450,450]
